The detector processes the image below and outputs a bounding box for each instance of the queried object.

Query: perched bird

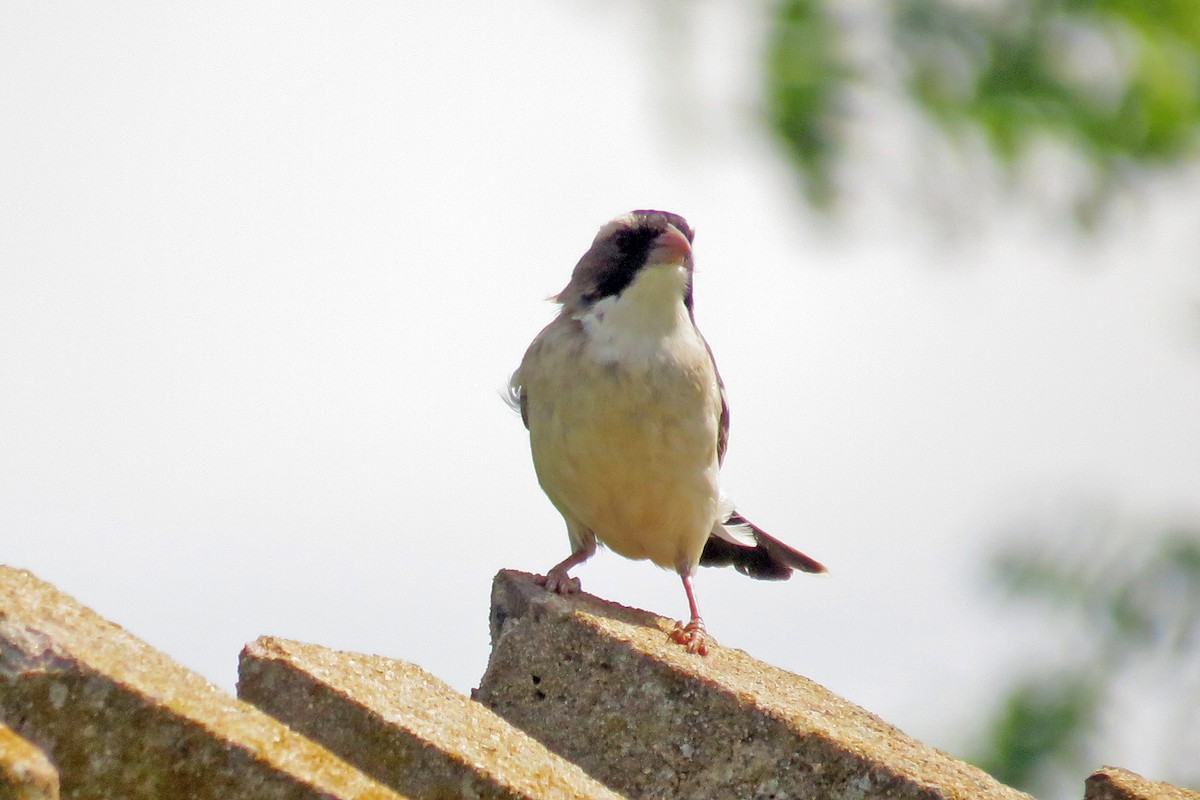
[509,210,825,654]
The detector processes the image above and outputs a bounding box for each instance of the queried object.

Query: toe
[669,620,710,656]
[537,571,581,595]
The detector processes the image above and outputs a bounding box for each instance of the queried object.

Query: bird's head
[556,210,696,314]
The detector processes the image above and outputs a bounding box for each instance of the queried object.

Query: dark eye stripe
[585,225,660,303]
[576,211,696,309]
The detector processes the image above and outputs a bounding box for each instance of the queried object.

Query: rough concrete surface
[1085,766,1200,800]
[0,565,407,800]
[0,721,58,800]
[477,569,1034,800]
[239,636,622,800]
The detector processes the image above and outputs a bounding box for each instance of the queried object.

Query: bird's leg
[535,536,595,595]
[669,570,710,656]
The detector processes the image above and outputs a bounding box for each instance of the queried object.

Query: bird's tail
[701,511,826,580]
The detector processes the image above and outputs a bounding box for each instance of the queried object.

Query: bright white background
[3,1,1198,783]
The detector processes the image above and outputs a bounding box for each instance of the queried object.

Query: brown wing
[702,335,730,466]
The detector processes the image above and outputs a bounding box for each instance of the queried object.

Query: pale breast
[519,312,723,572]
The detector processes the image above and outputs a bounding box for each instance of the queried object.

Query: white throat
[574,264,698,366]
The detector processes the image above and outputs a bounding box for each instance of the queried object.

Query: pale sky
[3,2,1199,788]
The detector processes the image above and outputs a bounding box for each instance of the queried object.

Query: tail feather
[700,512,826,580]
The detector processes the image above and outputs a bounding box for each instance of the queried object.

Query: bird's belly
[529,362,721,571]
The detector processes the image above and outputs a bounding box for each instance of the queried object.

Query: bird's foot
[535,567,581,595]
[669,618,710,656]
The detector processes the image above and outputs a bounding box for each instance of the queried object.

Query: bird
[508,210,825,655]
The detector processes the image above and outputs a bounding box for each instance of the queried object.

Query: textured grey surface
[0,566,406,800]
[477,569,1034,800]
[0,721,58,800]
[239,636,623,800]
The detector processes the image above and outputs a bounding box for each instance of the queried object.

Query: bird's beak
[649,224,692,266]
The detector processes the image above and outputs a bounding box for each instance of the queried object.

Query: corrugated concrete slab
[477,569,1034,800]
[239,636,624,800]
[0,566,407,800]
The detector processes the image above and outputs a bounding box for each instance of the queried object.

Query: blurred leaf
[764,0,853,208]
[1147,530,1200,654]
[759,0,1200,220]
[975,517,1200,796]
[893,0,1200,173]
[1160,529,1200,577]
[973,672,1100,793]
[988,522,1200,655]
[990,547,1098,606]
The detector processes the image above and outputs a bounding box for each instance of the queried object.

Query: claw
[669,619,710,656]
[535,567,581,595]
[535,542,594,596]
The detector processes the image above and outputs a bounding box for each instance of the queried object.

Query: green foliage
[973,673,1099,791]
[895,0,1200,160]
[973,523,1200,796]
[990,527,1200,657]
[764,0,853,209]
[764,0,1200,216]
